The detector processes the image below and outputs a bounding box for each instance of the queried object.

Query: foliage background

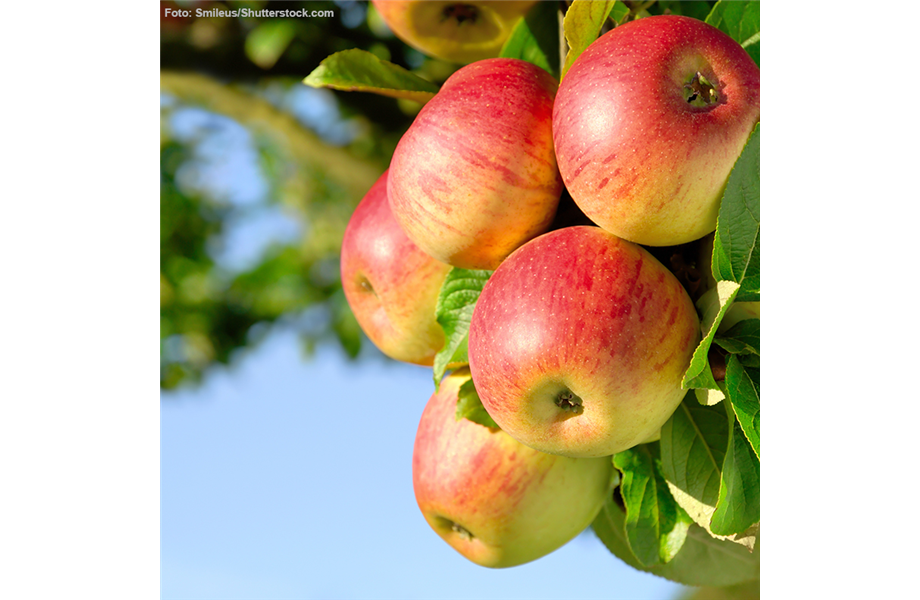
[160,0,454,389]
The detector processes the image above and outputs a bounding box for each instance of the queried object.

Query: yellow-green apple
[468,226,700,458]
[340,170,450,366]
[552,15,760,246]
[388,57,563,271]
[371,1,538,64]
[413,368,613,568]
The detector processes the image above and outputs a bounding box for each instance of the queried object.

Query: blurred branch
[160,70,386,389]
[160,71,381,191]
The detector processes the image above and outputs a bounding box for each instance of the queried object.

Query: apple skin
[371,1,538,64]
[413,368,614,568]
[340,170,451,366]
[552,15,760,247]
[388,57,563,271]
[468,226,700,458]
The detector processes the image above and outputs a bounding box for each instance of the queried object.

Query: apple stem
[441,4,479,26]
[554,390,584,414]
[683,72,720,108]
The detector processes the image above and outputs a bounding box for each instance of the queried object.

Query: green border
[761,2,920,600]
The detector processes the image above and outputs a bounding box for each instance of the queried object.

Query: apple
[552,15,760,247]
[340,170,451,366]
[468,226,700,458]
[371,1,538,64]
[413,368,614,568]
[388,57,563,270]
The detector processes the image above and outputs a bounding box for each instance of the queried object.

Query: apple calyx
[357,276,377,298]
[554,389,584,415]
[441,4,479,26]
[450,522,474,541]
[683,72,720,108]
[436,515,475,540]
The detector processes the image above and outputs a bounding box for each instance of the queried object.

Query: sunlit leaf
[561,0,629,78]
[432,268,492,388]
[304,48,439,103]
[455,378,499,429]
[500,1,561,79]
[614,445,692,566]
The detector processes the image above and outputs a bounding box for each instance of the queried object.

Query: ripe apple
[468,226,700,458]
[413,368,614,568]
[552,15,760,247]
[340,170,451,366]
[388,57,563,271]
[371,1,538,64]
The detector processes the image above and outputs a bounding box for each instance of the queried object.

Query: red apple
[468,226,700,458]
[371,1,538,64]
[340,170,451,366]
[413,368,614,568]
[388,57,563,271]
[552,15,760,247]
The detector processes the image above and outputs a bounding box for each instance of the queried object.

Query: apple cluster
[341,7,759,569]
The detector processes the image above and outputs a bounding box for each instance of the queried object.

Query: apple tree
[308,0,760,596]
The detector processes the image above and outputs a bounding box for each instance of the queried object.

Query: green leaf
[659,396,758,551]
[613,445,692,566]
[710,402,760,536]
[432,268,492,388]
[561,0,630,79]
[682,280,740,395]
[712,124,760,302]
[592,492,760,587]
[687,124,760,402]
[654,1,716,21]
[499,0,561,79]
[660,397,728,513]
[455,378,499,430]
[611,1,630,23]
[714,318,760,355]
[741,31,769,75]
[723,355,760,459]
[303,49,439,103]
[705,0,760,46]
